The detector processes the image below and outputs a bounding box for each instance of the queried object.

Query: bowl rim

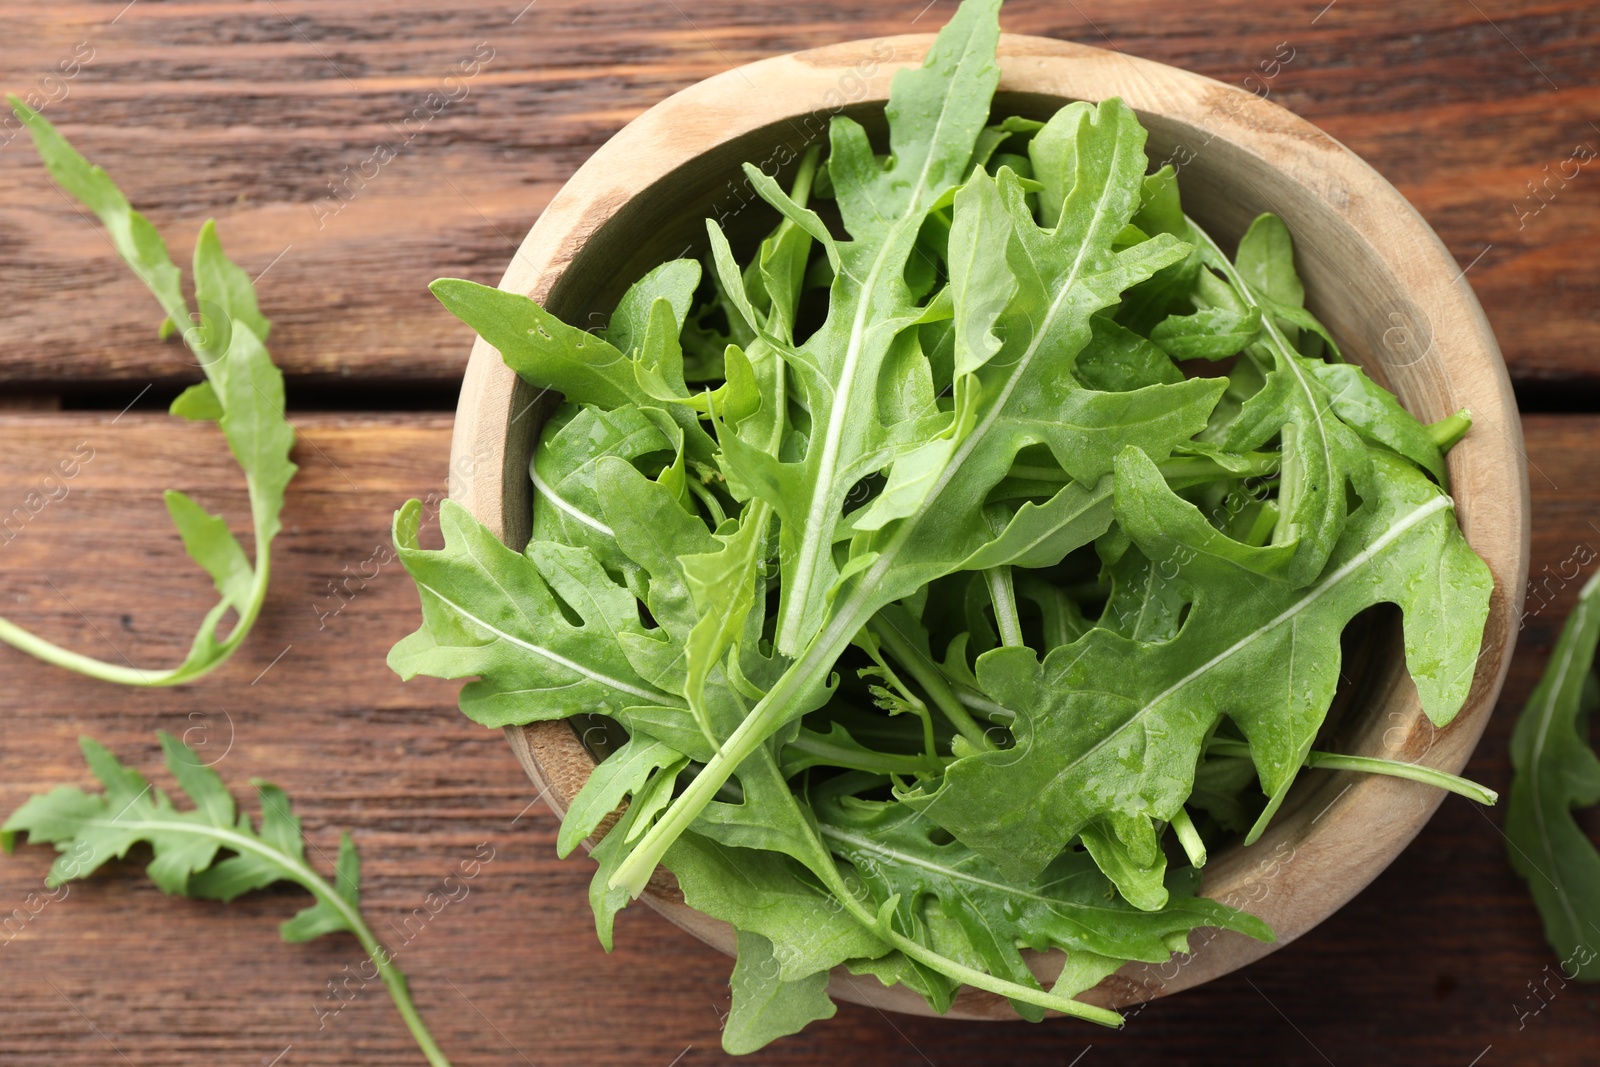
[447,31,1530,1020]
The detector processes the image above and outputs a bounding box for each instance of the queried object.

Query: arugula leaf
[1186,213,1367,588]
[1507,573,1600,980]
[1075,318,1185,391]
[1150,305,1262,361]
[558,735,684,857]
[1310,362,1449,485]
[667,832,891,979]
[389,499,678,727]
[724,931,836,1054]
[908,451,1491,882]
[604,259,702,357]
[2,734,452,1066]
[529,402,674,580]
[0,98,295,687]
[428,277,718,471]
[816,793,1271,1021]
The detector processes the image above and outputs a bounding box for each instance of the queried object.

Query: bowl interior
[464,34,1526,1019]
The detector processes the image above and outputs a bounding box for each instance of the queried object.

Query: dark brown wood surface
[1,0,1598,396]
[0,2,1596,1066]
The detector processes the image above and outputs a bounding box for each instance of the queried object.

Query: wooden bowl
[448,33,1529,1018]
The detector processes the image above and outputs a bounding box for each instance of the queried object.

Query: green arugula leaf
[1507,573,1600,980]
[1234,212,1304,316]
[1311,362,1449,485]
[1150,305,1262,361]
[1079,816,1169,910]
[908,452,1491,882]
[667,832,891,979]
[558,734,685,858]
[430,280,649,410]
[0,99,296,687]
[604,258,702,356]
[817,793,1271,1021]
[428,278,717,469]
[1186,213,1367,587]
[1130,165,1186,239]
[1075,317,1185,391]
[2,734,452,1066]
[389,499,677,727]
[529,402,675,582]
[724,932,837,1055]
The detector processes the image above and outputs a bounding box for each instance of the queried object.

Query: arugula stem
[614,668,816,895]
[855,900,1125,1027]
[1242,502,1279,547]
[1270,421,1303,546]
[685,478,727,527]
[1205,738,1497,805]
[0,557,270,686]
[346,909,453,1067]
[1010,452,1279,487]
[856,630,938,759]
[86,817,451,1066]
[984,567,1025,648]
[955,688,1015,723]
[1002,464,1072,482]
[802,825,1123,1027]
[1426,408,1472,451]
[868,615,995,752]
[0,619,177,686]
[783,731,944,777]
[789,144,821,210]
[1300,751,1498,805]
[1158,453,1280,482]
[1168,807,1207,869]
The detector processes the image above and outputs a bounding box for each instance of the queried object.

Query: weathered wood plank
[0,412,1594,1064]
[0,1,1595,392]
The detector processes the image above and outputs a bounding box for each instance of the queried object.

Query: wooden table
[2,2,1596,1064]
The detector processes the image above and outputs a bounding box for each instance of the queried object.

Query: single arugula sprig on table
[0,98,295,686]
[1507,573,1600,981]
[2,733,453,1066]
[391,0,1495,1051]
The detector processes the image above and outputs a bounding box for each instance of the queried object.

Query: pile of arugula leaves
[392,0,1496,1049]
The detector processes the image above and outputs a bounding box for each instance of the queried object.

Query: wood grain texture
[0,2,1595,1063]
[0,0,1595,392]
[0,413,1591,1065]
